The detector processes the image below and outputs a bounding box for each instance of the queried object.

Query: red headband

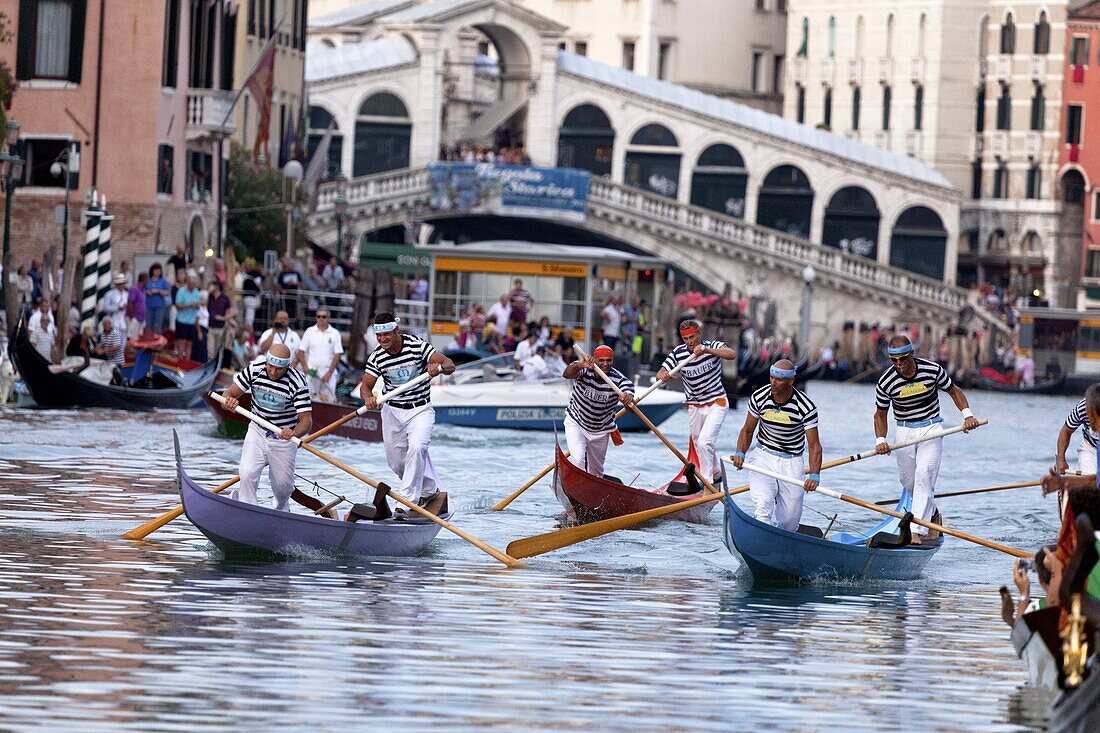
[593,345,614,358]
[679,324,700,337]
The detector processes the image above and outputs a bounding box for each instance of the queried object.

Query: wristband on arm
[961,408,974,419]
[732,451,745,459]
[807,473,820,483]
[875,437,887,446]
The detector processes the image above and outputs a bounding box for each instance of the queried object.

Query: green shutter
[16,0,34,80]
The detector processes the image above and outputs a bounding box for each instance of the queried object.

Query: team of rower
[223,314,994,537]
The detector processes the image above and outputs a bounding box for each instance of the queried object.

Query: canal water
[0,382,1075,730]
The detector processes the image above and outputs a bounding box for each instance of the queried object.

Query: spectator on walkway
[275,258,301,321]
[118,260,133,288]
[145,264,171,334]
[28,260,42,301]
[304,264,325,292]
[554,326,576,364]
[207,281,234,361]
[322,256,345,293]
[167,246,190,281]
[509,278,532,328]
[15,265,33,306]
[231,328,258,371]
[486,293,511,334]
[409,272,429,301]
[514,329,538,372]
[174,274,202,358]
[241,266,263,329]
[298,308,344,402]
[169,268,187,332]
[127,273,148,339]
[257,309,301,363]
[103,274,129,336]
[482,316,503,354]
[601,295,623,350]
[192,291,210,363]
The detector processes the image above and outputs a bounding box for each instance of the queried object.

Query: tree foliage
[225,142,306,264]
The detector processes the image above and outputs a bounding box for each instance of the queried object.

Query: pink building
[0,0,238,273]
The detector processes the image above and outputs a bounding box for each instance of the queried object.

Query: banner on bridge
[427,163,590,223]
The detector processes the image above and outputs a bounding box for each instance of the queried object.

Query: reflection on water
[0,383,1072,729]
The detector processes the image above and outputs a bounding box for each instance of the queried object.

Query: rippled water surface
[0,382,1075,730]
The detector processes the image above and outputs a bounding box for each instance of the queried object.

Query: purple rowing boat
[174,432,446,558]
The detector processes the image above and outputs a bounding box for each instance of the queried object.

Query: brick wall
[2,193,218,273]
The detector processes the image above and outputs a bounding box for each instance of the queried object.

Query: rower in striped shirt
[730,359,822,530]
[873,335,980,543]
[1057,397,1098,477]
[562,344,634,477]
[360,312,455,509]
[657,319,736,485]
[221,343,312,511]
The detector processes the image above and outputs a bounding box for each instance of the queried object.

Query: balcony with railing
[186,89,237,140]
[820,58,835,85]
[878,57,893,83]
[848,58,863,84]
[910,57,925,84]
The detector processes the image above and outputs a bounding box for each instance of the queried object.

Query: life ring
[128,334,168,351]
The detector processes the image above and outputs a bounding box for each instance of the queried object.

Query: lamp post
[333,173,348,261]
[799,264,816,359]
[282,160,304,258]
[1,120,25,337]
[50,144,79,351]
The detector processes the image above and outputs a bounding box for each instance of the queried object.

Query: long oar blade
[121,476,240,540]
[738,460,1031,559]
[506,486,749,559]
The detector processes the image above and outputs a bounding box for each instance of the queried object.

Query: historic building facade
[0,0,237,271]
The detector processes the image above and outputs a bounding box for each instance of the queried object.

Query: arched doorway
[889,206,948,280]
[353,92,411,176]
[1060,169,1086,204]
[822,186,880,259]
[447,23,533,149]
[307,105,344,181]
[557,104,615,176]
[690,143,748,218]
[623,124,681,198]
[756,165,813,238]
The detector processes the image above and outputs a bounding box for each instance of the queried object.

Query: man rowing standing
[873,335,980,544]
[657,319,736,486]
[730,359,822,530]
[221,343,312,510]
[1056,395,1097,478]
[360,313,455,512]
[562,345,634,477]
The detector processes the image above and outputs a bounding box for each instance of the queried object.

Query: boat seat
[482,365,499,382]
[796,524,824,538]
[603,474,624,485]
[126,349,154,385]
[667,481,702,497]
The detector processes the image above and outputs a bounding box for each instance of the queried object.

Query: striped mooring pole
[80,193,102,331]
[95,196,113,312]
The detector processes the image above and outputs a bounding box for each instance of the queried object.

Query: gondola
[551,443,717,524]
[722,488,943,582]
[175,432,446,558]
[9,323,220,410]
[202,391,383,442]
[977,368,1066,395]
[734,354,810,397]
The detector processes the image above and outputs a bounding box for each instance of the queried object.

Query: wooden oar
[121,371,434,540]
[505,423,977,559]
[874,479,1040,505]
[575,345,718,494]
[210,392,523,568]
[739,462,1031,558]
[490,353,698,511]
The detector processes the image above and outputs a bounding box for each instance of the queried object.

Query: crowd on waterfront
[438,144,533,165]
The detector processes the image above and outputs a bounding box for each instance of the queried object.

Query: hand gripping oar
[575,345,719,494]
[738,461,1031,559]
[121,371,434,541]
[209,392,524,568]
[505,421,979,559]
[491,352,699,511]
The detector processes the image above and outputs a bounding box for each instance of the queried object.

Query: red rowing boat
[551,443,717,524]
[202,391,383,443]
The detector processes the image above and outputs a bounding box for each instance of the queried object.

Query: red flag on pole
[245,40,277,164]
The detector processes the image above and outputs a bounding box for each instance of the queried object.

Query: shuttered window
[16,0,87,83]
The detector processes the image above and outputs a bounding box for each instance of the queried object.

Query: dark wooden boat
[734,354,810,397]
[551,443,717,524]
[174,432,445,558]
[977,367,1066,394]
[9,323,220,410]
[203,391,382,442]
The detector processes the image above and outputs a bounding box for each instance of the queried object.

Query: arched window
[886,15,894,58]
[557,104,615,176]
[1034,11,1050,55]
[828,16,836,58]
[855,16,864,56]
[307,106,344,181]
[1061,169,1086,204]
[756,165,814,239]
[798,17,809,58]
[918,14,927,57]
[890,206,948,280]
[823,186,880,259]
[987,229,1007,252]
[979,16,990,60]
[690,143,748,218]
[624,124,681,198]
[1021,231,1042,254]
[1001,12,1016,55]
[353,92,411,176]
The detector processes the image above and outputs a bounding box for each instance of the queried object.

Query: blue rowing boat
[722,489,943,582]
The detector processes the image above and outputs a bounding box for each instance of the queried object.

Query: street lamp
[50,145,78,262]
[282,160,304,258]
[333,173,348,261]
[1,120,25,335]
[799,264,816,359]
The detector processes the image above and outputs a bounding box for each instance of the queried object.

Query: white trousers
[1078,442,1097,474]
[687,401,728,482]
[239,422,298,511]
[382,403,437,505]
[747,447,806,531]
[894,423,943,536]
[309,373,337,403]
[564,415,611,477]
